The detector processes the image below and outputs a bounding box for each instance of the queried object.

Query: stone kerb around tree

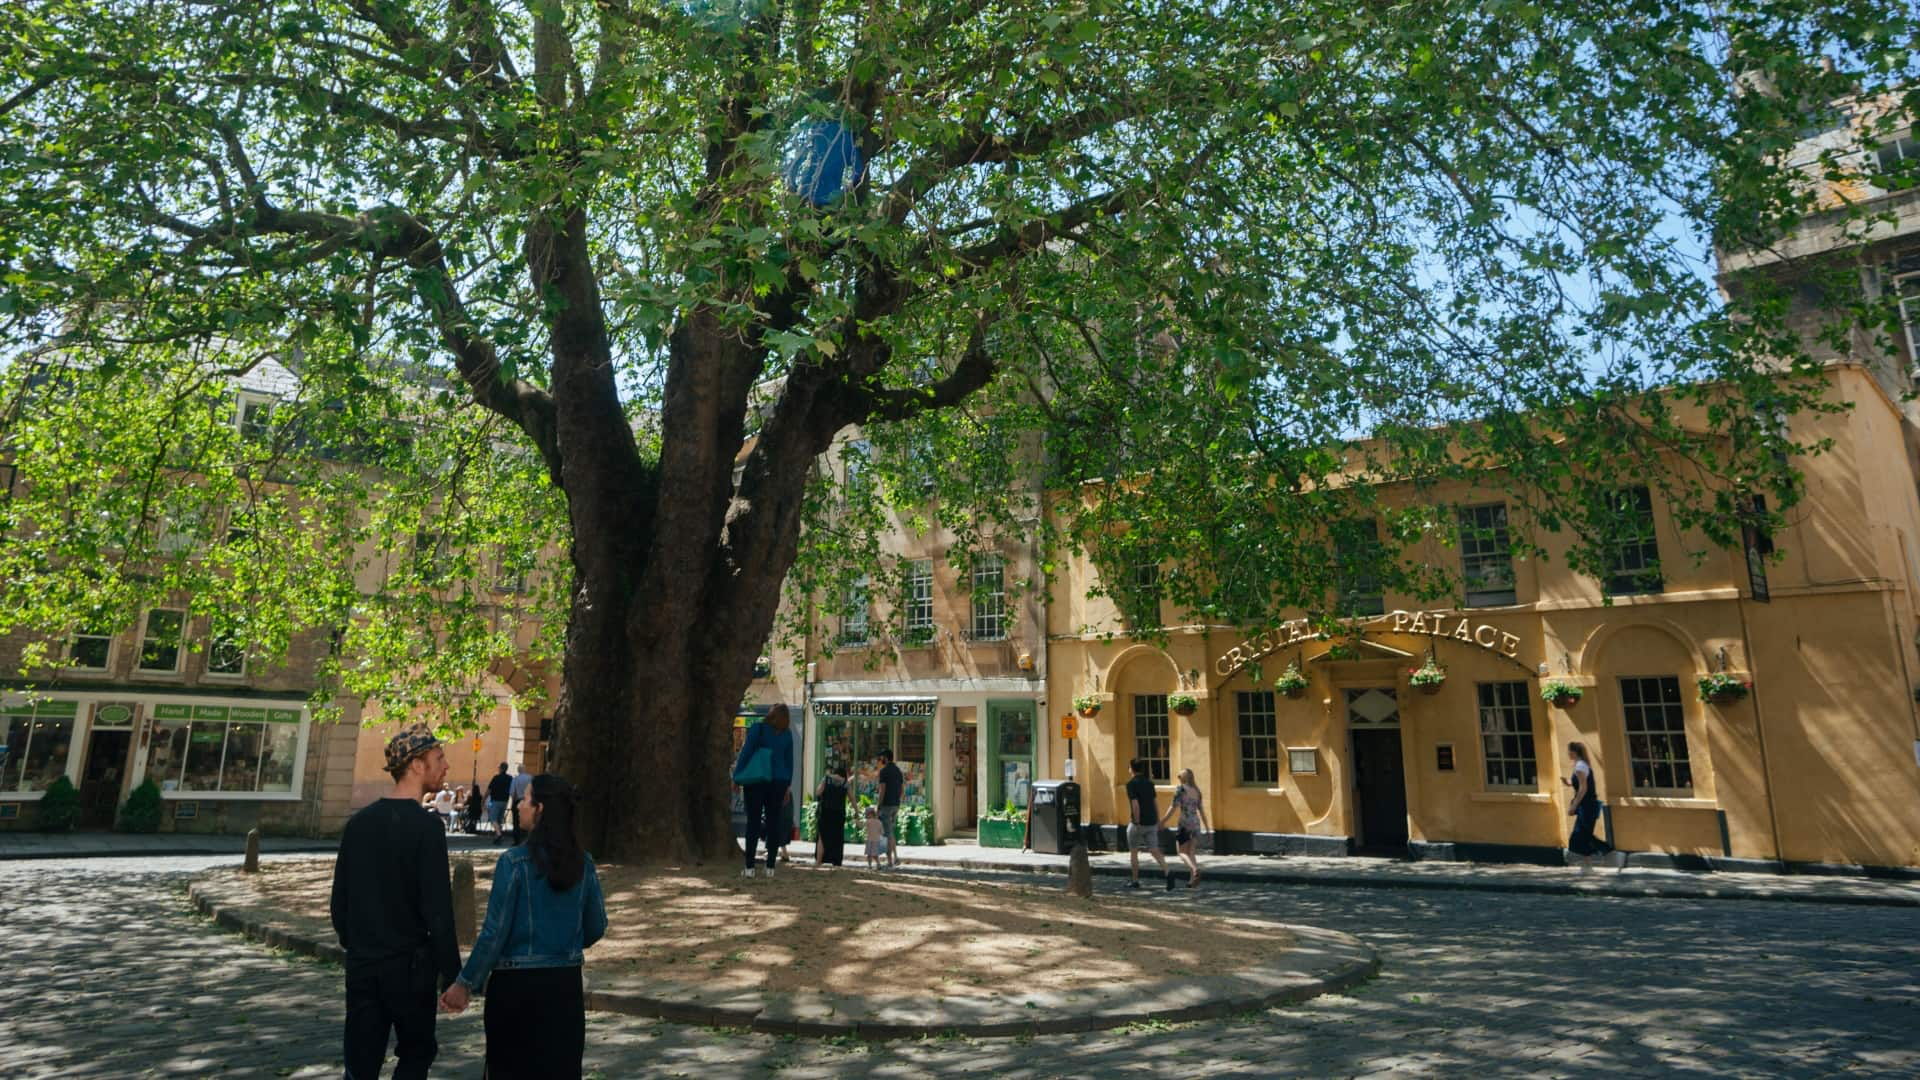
[189,857,1376,1040]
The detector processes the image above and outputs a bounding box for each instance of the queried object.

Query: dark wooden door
[1351,727,1408,851]
[79,729,131,829]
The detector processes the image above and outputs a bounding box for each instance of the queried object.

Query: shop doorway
[952,721,978,829]
[78,728,132,829]
[1347,688,1407,854]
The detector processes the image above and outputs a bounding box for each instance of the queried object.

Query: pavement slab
[7,853,1920,1077]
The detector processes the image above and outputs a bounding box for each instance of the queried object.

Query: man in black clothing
[1125,757,1175,890]
[876,750,904,869]
[330,723,462,1080]
[485,761,512,843]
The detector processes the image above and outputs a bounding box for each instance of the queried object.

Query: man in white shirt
[431,787,457,833]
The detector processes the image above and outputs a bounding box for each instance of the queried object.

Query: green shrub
[119,777,163,833]
[37,775,80,832]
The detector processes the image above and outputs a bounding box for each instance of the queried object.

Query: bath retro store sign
[1214,610,1533,679]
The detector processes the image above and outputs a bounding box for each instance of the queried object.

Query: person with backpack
[439,774,607,1079]
[733,704,794,879]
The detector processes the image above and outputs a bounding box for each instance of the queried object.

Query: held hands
[439,982,471,1014]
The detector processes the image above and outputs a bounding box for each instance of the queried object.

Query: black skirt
[818,808,847,865]
[483,965,584,1080]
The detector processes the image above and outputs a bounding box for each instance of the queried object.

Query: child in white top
[863,806,887,869]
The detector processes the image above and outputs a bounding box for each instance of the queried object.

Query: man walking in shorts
[1126,757,1175,890]
[876,749,904,869]
[485,762,511,843]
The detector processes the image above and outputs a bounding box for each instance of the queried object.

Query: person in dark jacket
[734,703,795,878]
[330,723,462,1080]
[441,774,607,1080]
[815,765,853,867]
[486,762,512,843]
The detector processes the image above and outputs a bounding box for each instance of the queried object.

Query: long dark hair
[526,773,586,892]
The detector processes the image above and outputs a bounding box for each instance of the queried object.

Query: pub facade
[1046,365,1920,870]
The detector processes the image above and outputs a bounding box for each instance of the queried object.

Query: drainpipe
[1733,595,1786,866]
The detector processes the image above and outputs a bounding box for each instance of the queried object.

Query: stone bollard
[452,858,477,943]
[1066,841,1093,898]
[242,828,261,874]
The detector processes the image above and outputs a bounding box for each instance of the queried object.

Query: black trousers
[342,953,437,1080]
[742,781,788,869]
[484,966,585,1080]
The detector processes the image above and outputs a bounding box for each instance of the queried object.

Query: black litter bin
[1028,780,1082,854]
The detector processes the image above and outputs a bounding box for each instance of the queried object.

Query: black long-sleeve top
[329,797,462,988]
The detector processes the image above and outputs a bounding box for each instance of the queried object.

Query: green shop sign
[152,704,193,721]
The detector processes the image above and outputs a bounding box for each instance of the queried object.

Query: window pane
[259,723,298,792]
[905,560,934,631]
[139,610,185,672]
[1133,694,1170,782]
[1476,681,1537,790]
[1621,674,1692,793]
[208,633,246,675]
[971,556,1006,640]
[1604,487,1663,594]
[11,713,75,791]
[70,634,111,670]
[1237,691,1278,784]
[896,719,928,805]
[998,711,1032,756]
[146,720,190,791]
[839,576,869,645]
[1460,504,1516,606]
[221,723,265,792]
[181,722,227,791]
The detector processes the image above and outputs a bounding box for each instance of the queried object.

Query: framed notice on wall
[1435,743,1456,772]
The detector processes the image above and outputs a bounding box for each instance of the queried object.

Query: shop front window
[146,704,302,794]
[841,717,929,805]
[146,710,192,791]
[182,721,228,791]
[2,701,79,792]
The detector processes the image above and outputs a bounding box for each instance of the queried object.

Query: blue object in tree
[783,120,865,206]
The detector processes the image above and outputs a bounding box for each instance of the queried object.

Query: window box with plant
[1073,694,1102,718]
[1540,680,1584,708]
[1167,692,1198,716]
[1275,662,1310,700]
[1408,657,1447,695]
[977,800,1026,848]
[1697,673,1751,706]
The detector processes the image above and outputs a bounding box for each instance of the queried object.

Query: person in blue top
[439,773,607,1079]
[735,703,795,879]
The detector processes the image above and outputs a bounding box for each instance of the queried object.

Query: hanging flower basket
[1408,657,1447,695]
[1698,673,1751,706]
[1168,692,1199,716]
[1073,694,1103,718]
[1541,680,1584,708]
[1275,662,1309,700]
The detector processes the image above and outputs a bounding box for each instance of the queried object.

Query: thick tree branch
[236,202,563,483]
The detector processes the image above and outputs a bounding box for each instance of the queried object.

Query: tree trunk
[544,304,835,862]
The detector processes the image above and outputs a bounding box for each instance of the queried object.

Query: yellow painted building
[1047,365,1920,870]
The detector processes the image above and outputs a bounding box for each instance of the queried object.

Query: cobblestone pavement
[7,856,1918,1078]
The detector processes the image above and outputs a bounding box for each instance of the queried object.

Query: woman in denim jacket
[439,774,607,1078]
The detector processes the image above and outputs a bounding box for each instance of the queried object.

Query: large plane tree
[1,1,1912,858]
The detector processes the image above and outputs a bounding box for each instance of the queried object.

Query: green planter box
[977,818,1025,848]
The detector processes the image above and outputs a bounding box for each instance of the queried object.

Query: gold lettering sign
[1212,610,1528,678]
